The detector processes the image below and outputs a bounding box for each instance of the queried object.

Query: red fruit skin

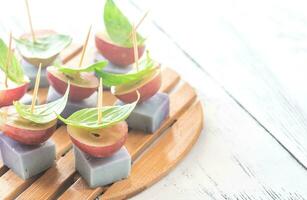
[46,69,98,102]
[0,82,29,107]
[114,71,162,103]
[95,33,145,67]
[2,123,56,145]
[70,122,128,158]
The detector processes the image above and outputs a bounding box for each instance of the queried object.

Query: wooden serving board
[0,47,204,200]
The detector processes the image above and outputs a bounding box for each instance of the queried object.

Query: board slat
[51,126,72,159]
[17,67,183,200]
[160,68,181,93]
[126,82,197,161]
[60,44,83,64]
[0,161,5,176]
[15,151,75,200]
[101,102,203,200]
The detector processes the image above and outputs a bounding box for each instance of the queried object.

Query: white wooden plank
[119,1,307,199]
[130,0,307,168]
[1,0,307,199]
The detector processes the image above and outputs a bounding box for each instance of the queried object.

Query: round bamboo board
[0,45,204,200]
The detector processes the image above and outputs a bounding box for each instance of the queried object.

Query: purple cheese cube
[116,93,170,133]
[21,58,61,89]
[74,146,131,188]
[0,133,55,180]
[19,94,33,105]
[46,86,97,119]
[94,52,133,74]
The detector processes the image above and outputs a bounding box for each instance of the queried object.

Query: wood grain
[130,0,307,168]
[3,0,304,198]
[18,65,184,200]
[101,101,203,200]
[0,127,71,200]
[60,44,83,64]
[58,81,196,200]
[16,151,76,200]
[12,60,179,200]
[0,161,6,176]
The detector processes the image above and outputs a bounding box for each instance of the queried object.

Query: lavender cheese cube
[116,93,170,133]
[74,146,131,188]
[95,52,133,74]
[0,133,55,180]
[21,58,61,89]
[21,59,48,89]
[19,94,33,105]
[46,86,97,119]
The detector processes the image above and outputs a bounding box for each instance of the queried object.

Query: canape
[0,66,70,145]
[99,26,169,133]
[15,1,72,67]
[111,64,161,103]
[57,78,137,157]
[68,121,128,157]
[0,106,57,145]
[57,79,138,187]
[95,0,146,66]
[47,27,106,102]
[14,2,72,89]
[96,51,162,103]
[0,64,70,180]
[47,66,99,102]
[0,36,29,107]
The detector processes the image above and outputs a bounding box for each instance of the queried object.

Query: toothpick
[4,32,13,88]
[128,10,149,39]
[31,63,41,113]
[25,0,36,42]
[78,25,92,67]
[132,24,139,71]
[97,78,103,124]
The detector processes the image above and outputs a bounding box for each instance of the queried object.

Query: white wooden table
[1,0,307,199]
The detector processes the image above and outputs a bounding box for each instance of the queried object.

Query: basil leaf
[104,0,145,47]
[55,61,108,74]
[56,61,108,75]
[15,34,72,59]
[0,38,26,84]
[95,51,156,87]
[57,93,139,129]
[14,83,70,124]
[96,64,156,87]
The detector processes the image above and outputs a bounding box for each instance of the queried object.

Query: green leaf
[14,83,70,124]
[57,93,139,129]
[95,51,156,87]
[104,0,145,47]
[15,34,72,59]
[56,61,108,75]
[0,38,26,84]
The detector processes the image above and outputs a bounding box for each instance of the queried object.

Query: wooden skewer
[4,32,13,88]
[132,24,139,71]
[128,10,149,39]
[78,25,92,67]
[97,78,103,124]
[25,0,36,42]
[135,11,149,32]
[31,63,41,113]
